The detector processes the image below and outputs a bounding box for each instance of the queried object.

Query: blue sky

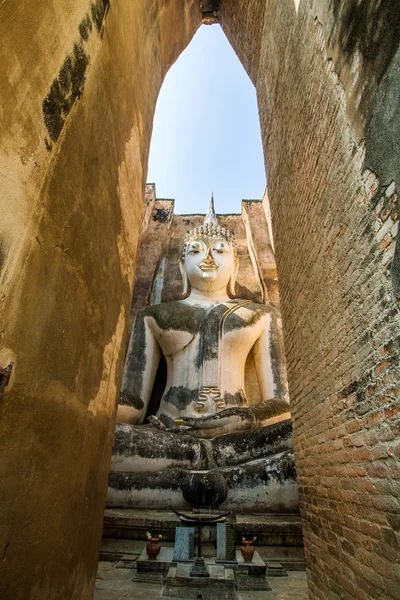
[147,24,266,215]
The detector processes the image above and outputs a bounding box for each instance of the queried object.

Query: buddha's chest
[146,305,266,360]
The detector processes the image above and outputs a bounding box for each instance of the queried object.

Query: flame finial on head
[204,192,218,226]
[181,194,236,259]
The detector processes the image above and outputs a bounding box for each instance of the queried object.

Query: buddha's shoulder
[224,299,277,330]
[231,299,276,316]
[139,301,207,333]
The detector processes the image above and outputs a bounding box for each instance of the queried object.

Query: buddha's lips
[199,263,218,271]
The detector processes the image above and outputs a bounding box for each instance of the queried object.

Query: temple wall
[0,2,199,599]
[1,0,400,598]
[221,1,400,599]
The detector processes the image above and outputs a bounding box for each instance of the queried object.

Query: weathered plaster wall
[221,1,400,598]
[0,2,199,599]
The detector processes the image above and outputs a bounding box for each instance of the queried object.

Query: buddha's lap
[110,418,293,471]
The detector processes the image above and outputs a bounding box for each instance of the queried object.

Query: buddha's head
[180,196,239,296]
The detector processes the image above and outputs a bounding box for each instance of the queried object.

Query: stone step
[103,508,303,544]
[101,509,305,571]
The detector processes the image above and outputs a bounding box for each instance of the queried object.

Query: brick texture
[222,1,400,598]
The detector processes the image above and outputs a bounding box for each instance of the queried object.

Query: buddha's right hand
[174,407,257,438]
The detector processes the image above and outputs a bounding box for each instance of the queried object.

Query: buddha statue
[108,197,298,512]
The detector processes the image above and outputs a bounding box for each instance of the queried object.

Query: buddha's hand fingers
[175,408,251,430]
[174,414,229,429]
[174,424,193,433]
[189,425,235,439]
[147,415,167,430]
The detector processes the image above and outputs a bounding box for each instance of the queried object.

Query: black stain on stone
[146,301,208,334]
[194,301,256,370]
[331,1,400,297]
[59,56,73,93]
[224,303,268,333]
[0,239,5,273]
[195,307,222,368]
[79,15,92,41]
[112,424,207,468]
[91,0,110,34]
[365,46,400,298]
[160,386,199,411]
[146,354,167,417]
[42,0,111,148]
[152,207,171,223]
[223,389,247,408]
[108,468,187,496]
[330,0,400,118]
[121,308,147,399]
[251,398,291,423]
[331,0,400,72]
[42,43,89,143]
[269,311,284,399]
[42,80,69,143]
[155,412,175,430]
[223,313,245,333]
[119,392,144,410]
[212,419,293,468]
[222,449,297,489]
[70,44,89,102]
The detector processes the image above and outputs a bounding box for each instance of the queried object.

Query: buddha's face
[183,235,236,293]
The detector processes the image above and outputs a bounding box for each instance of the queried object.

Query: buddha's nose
[203,248,216,265]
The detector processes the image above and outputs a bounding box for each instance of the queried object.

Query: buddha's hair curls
[181,224,237,260]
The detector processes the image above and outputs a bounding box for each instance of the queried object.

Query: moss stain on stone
[79,15,92,41]
[161,386,199,411]
[146,301,208,334]
[91,0,110,34]
[42,1,111,147]
[122,309,147,400]
[42,80,68,143]
[152,207,172,224]
[0,239,5,273]
[330,0,400,119]
[42,43,89,144]
[71,43,89,100]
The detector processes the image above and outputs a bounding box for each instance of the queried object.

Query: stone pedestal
[266,562,288,577]
[102,509,306,571]
[163,563,236,599]
[173,527,195,562]
[235,550,271,591]
[216,522,237,563]
[133,547,176,583]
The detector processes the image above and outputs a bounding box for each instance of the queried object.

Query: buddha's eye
[214,241,227,253]
[188,242,201,254]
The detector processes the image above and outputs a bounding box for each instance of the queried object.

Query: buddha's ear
[179,258,189,296]
[228,258,239,297]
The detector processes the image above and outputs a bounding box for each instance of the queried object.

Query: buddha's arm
[178,313,290,438]
[253,315,283,401]
[117,310,161,425]
[251,313,291,421]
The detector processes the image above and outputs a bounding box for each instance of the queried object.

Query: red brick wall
[222,1,400,598]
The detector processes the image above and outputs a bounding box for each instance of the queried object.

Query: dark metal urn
[181,469,228,508]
